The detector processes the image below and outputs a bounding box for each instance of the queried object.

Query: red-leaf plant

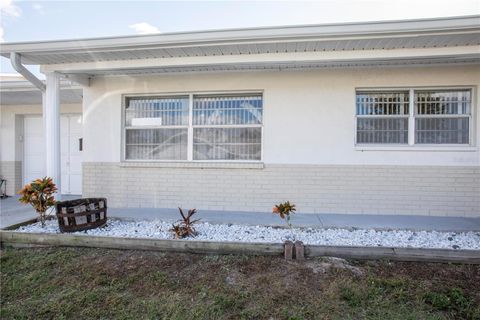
[18,177,57,227]
[170,208,201,239]
[272,201,297,240]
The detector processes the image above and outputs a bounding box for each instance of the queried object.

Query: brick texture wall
[0,161,22,196]
[82,162,480,217]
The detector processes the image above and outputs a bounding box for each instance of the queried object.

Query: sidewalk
[3,196,478,232]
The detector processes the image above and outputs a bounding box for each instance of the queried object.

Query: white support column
[39,91,47,178]
[45,72,62,200]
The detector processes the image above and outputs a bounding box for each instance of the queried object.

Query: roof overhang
[1,15,479,76]
[0,80,82,105]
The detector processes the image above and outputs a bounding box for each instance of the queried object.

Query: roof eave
[1,15,479,57]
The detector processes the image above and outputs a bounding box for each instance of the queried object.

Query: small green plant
[18,177,57,227]
[170,208,200,239]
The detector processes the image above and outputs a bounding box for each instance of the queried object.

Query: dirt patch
[303,257,365,276]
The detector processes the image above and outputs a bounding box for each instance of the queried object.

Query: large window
[356,88,472,146]
[124,93,263,161]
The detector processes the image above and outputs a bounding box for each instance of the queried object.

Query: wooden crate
[56,198,107,232]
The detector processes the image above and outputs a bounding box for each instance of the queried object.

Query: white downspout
[10,53,48,157]
[10,53,46,92]
[10,52,62,200]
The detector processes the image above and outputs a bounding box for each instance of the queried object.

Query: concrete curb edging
[1,230,479,264]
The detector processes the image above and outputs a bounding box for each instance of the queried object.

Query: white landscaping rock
[15,219,480,250]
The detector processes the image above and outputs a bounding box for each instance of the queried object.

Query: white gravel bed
[15,219,480,250]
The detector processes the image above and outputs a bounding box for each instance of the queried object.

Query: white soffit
[0,81,83,105]
[1,16,479,66]
[58,55,480,76]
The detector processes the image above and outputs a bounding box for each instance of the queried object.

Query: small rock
[452,245,460,250]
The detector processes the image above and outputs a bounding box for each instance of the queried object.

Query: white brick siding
[83,162,480,217]
[0,161,22,196]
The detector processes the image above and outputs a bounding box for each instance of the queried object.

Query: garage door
[24,114,83,195]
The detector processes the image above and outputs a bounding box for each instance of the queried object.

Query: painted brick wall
[82,162,480,217]
[0,161,22,196]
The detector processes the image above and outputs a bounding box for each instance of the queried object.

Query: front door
[61,114,83,195]
[24,114,83,195]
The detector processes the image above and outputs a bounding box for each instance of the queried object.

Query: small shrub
[273,201,296,240]
[18,177,57,227]
[272,201,296,227]
[170,208,200,239]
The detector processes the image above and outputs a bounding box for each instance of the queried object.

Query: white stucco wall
[82,65,480,166]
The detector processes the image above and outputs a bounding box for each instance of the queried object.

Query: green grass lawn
[1,247,479,319]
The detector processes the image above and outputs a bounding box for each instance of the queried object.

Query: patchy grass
[1,247,479,320]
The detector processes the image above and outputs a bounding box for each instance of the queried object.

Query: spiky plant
[170,208,200,239]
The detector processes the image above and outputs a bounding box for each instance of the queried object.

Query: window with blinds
[125,96,189,160]
[415,90,471,144]
[193,95,263,160]
[124,93,263,161]
[356,91,409,144]
[356,88,472,146]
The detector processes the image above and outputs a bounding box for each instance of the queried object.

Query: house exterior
[1,16,479,217]
[0,77,83,196]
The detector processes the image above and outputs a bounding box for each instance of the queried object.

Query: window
[415,90,471,144]
[356,88,472,146]
[125,96,189,160]
[124,93,263,161]
[356,91,409,144]
[193,95,262,160]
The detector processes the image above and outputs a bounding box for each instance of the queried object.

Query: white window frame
[354,86,476,150]
[122,91,264,163]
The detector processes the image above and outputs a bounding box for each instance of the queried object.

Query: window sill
[118,161,264,169]
[355,146,478,152]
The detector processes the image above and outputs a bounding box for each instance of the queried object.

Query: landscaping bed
[14,218,480,250]
[1,247,479,319]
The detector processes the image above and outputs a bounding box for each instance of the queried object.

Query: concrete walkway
[2,196,479,231]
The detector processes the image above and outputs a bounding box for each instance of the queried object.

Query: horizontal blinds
[126,96,189,126]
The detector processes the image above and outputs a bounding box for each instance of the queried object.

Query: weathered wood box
[56,198,107,232]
